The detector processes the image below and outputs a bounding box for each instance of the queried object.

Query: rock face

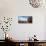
[29,0,42,8]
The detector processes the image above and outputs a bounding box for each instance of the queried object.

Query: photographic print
[18,16,32,23]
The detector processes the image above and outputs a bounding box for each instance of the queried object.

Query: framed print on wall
[18,16,32,24]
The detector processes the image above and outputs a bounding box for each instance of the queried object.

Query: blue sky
[18,16,28,21]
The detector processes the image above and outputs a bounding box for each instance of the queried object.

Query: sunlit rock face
[29,0,43,8]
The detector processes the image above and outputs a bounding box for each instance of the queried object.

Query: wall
[0,0,16,40]
[0,0,46,40]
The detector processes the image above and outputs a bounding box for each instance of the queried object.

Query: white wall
[10,15,45,40]
[0,0,16,40]
[15,0,46,40]
[0,0,46,40]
